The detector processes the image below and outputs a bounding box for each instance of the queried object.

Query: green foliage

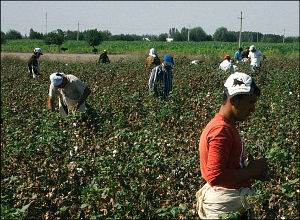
[190,27,210,42]
[158,33,168,42]
[5,29,23,40]
[110,34,142,41]
[29,28,44,40]
[213,27,237,42]
[84,29,103,48]
[284,36,300,43]
[1,52,299,219]
[1,39,300,55]
[1,31,6,44]
[44,29,65,52]
[65,30,84,41]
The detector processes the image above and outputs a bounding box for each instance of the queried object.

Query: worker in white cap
[145,48,161,67]
[28,48,43,78]
[98,49,110,63]
[48,72,91,118]
[246,45,265,72]
[196,72,271,219]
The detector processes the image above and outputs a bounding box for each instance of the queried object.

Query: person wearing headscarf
[48,72,91,118]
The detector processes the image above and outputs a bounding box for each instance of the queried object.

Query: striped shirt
[148,63,173,98]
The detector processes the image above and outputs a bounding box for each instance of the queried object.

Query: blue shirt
[234,51,242,60]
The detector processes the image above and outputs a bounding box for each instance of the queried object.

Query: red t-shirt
[199,113,251,189]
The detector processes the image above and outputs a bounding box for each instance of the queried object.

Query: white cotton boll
[289,92,293,95]
[73,122,77,127]
[74,146,78,152]
[76,168,83,172]
[167,143,171,147]
[63,130,67,133]
[113,149,118,154]
[69,150,73,157]
[65,63,68,66]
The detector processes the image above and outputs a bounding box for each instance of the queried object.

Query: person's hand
[255,167,272,181]
[247,158,269,179]
[73,103,80,111]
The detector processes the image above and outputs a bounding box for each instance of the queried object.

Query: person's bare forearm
[78,87,91,105]
[235,158,269,184]
[48,97,55,112]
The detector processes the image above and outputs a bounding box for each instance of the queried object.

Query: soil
[1,52,145,63]
[1,52,202,63]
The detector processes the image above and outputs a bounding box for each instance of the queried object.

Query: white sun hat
[149,48,157,57]
[50,72,66,87]
[34,48,43,55]
[224,72,255,98]
[249,45,256,51]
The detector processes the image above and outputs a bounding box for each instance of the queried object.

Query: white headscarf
[50,72,66,86]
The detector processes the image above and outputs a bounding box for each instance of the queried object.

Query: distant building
[143,37,150,41]
[166,38,174,42]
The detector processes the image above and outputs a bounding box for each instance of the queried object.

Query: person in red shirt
[196,72,270,219]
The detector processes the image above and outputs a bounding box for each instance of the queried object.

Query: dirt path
[1,52,145,63]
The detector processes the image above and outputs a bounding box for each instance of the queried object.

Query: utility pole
[283,28,285,43]
[257,32,258,42]
[238,11,245,48]
[77,21,79,41]
[46,12,47,35]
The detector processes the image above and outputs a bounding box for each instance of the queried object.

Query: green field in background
[2,39,299,55]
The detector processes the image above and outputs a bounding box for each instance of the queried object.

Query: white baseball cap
[50,72,66,87]
[249,45,256,51]
[224,72,255,98]
[149,48,157,57]
[34,48,43,55]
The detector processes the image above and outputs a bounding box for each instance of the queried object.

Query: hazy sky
[1,1,299,37]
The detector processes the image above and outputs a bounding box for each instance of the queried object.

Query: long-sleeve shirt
[98,53,110,63]
[145,55,161,67]
[28,55,40,74]
[148,63,173,98]
[248,50,263,67]
[199,113,251,189]
[219,60,233,71]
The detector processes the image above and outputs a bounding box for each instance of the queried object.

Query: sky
[1,1,299,37]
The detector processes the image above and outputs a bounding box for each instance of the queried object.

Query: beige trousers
[196,183,255,219]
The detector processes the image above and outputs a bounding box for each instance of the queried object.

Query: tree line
[1,27,299,52]
[2,27,299,43]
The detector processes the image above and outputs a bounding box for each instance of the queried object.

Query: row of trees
[2,27,299,44]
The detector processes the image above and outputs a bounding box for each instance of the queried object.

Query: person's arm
[98,54,103,62]
[73,87,91,111]
[48,96,55,112]
[148,67,157,91]
[28,58,33,73]
[235,158,270,183]
[206,126,270,186]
